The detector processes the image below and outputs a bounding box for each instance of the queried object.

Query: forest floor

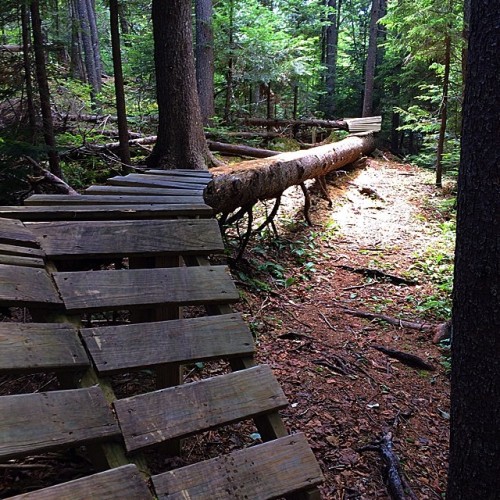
[226,156,455,499]
[0,155,455,499]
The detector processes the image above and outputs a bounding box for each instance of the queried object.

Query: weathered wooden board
[0,254,45,268]
[81,313,254,374]
[122,174,210,186]
[54,265,239,312]
[24,194,210,207]
[0,218,39,248]
[114,365,288,452]
[0,264,63,307]
[107,176,204,190]
[0,243,44,258]
[151,433,323,499]
[85,185,205,198]
[0,204,212,221]
[7,464,152,500]
[144,169,212,178]
[27,219,224,259]
[0,323,89,373]
[0,386,120,461]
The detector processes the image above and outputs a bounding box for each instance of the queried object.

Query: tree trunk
[207,141,279,159]
[146,0,210,170]
[435,30,451,188]
[323,0,340,119]
[86,0,102,88]
[244,117,348,129]
[69,0,85,81]
[362,0,382,117]
[195,0,215,125]
[109,0,131,168]
[447,0,500,497]
[20,4,37,139]
[30,0,61,178]
[224,0,234,124]
[204,134,375,214]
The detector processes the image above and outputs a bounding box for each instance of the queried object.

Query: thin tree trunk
[447,0,500,496]
[109,0,131,168]
[69,0,85,81]
[195,0,215,125]
[86,0,102,87]
[20,4,37,139]
[30,0,61,177]
[435,31,451,188]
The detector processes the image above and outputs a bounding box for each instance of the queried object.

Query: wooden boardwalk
[0,170,323,499]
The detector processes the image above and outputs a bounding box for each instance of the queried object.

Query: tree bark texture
[20,4,37,138]
[362,0,383,117]
[30,0,61,178]
[147,0,209,170]
[109,0,131,167]
[447,1,500,498]
[195,0,215,125]
[323,0,340,118]
[204,134,375,214]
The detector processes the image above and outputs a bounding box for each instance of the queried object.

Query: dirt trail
[236,158,453,499]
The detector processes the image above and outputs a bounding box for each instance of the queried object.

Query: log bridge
[0,169,323,499]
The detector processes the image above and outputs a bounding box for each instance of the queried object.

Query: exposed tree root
[371,345,436,371]
[316,176,333,206]
[300,182,313,226]
[335,265,418,285]
[358,432,418,500]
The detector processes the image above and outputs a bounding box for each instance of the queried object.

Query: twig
[371,345,436,371]
[253,195,282,234]
[319,312,336,331]
[343,281,379,291]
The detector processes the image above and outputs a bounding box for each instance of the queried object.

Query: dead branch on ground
[335,265,418,285]
[371,345,436,371]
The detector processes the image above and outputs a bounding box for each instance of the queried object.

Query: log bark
[207,140,279,158]
[204,133,375,214]
[244,117,348,130]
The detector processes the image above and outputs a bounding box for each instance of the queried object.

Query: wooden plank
[114,365,288,452]
[0,323,89,373]
[27,219,223,259]
[7,464,152,500]
[0,204,213,221]
[85,185,205,198]
[107,176,204,190]
[0,243,44,258]
[0,254,45,268]
[0,386,120,461]
[0,218,39,248]
[143,169,212,178]
[122,174,210,186]
[0,264,63,307]
[81,313,254,374]
[24,194,207,206]
[54,265,239,313]
[151,433,323,499]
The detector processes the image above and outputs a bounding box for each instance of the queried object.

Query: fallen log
[204,133,375,214]
[243,116,382,133]
[207,140,279,158]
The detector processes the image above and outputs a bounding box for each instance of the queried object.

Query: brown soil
[0,156,454,499]
[228,157,454,499]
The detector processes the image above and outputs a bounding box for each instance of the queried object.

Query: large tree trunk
[362,0,383,117]
[195,0,215,125]
[205,134,375,214]
[447,1,500,498]
[109,0,131,168]
[147,0,210,170]
[322,0,340,119]
[30,0,61,178]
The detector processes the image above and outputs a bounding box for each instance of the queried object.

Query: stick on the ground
[371,345,436,371]
[339,307,435,331]
[336,265,418,285]
[358,432,417,500]
[24,156,78,195]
